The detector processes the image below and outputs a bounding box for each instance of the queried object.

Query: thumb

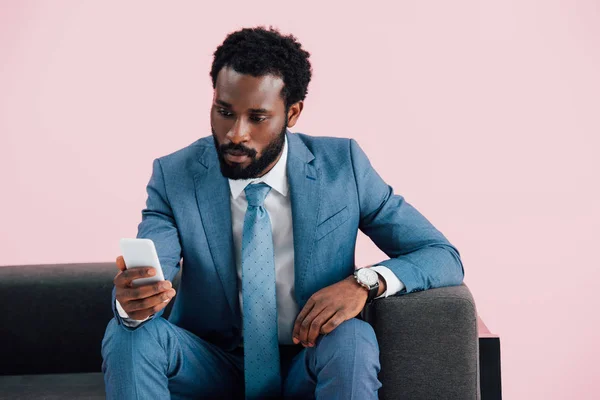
[116,256,126,272]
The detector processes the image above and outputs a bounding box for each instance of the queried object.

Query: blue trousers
[101,317,382,399]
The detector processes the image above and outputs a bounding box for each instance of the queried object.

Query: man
[101,26,464,399]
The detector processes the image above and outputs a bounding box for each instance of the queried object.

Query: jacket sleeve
[111,158,182,329]
[350,139,464,295]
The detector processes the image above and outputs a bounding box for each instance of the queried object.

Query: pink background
[1,1,599,398]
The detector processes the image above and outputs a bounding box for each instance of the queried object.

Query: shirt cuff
[115,299,151,327]
[370,266,405,299]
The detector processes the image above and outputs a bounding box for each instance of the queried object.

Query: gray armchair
[362,283,480,399]
[0,263,482,399]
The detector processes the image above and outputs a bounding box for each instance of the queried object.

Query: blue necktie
[242,183,281,399]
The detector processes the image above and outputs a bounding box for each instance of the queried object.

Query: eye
[217,108,233,118]
[250,115,267,123]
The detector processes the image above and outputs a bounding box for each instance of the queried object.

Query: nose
[226,118,250,145]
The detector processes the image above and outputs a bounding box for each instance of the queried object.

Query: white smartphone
[119,238,166,287]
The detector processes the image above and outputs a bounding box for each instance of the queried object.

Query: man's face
[211,66,289,180]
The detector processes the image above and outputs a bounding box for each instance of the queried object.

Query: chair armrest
[362,283,480,400]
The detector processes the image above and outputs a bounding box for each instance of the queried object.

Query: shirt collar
[228,134,289,200]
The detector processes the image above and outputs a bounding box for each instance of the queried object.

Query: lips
[224,151,249,163]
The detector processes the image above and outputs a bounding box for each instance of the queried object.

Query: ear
[286,101,304,128]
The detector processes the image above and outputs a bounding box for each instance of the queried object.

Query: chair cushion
[0,372,105,399]
[0,263,181,375]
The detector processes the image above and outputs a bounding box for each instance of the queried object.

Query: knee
[102,317,155,345]
[315,318,379,363]
[101,317,170,364]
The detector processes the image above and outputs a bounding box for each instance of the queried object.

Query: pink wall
[1,1,598,398]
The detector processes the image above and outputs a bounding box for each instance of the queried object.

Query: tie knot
[244,183,271,207]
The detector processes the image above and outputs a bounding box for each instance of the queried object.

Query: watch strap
[366,282,379,303]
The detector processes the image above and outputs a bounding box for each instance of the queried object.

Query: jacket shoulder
[294,132,356,165]
[295,131,353,153]
[154,136,213,169]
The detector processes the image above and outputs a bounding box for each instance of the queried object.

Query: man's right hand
[114,255,177,320]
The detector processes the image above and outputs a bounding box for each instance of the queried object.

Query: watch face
[357,268,379,286]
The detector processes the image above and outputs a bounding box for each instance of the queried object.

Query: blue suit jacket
[112,131,464,350]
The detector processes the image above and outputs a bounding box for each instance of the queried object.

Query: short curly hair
[210,26,312,109]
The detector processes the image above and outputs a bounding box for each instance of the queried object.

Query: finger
[320,311,347,335]
[126,294,173,320]
[116,256,126,272]
[113,270,123,282]
[293,299,315,344]
[306,307,336,346]
[297,303,327,346]
[114,267,156,287]
[125,288,177,313]
[121,280,172,302]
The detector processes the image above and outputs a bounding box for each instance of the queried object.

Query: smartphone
[119,238,165,287]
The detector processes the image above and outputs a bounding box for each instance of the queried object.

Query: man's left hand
[292,271,384,347]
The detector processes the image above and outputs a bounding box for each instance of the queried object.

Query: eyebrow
[215,99,270,114]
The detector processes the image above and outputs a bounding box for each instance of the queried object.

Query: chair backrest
[0,262,181,375]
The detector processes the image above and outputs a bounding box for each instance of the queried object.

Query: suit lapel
[193,146,240,322]
[286,132,321,305]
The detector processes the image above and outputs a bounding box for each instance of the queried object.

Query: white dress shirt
[117,135,405,342]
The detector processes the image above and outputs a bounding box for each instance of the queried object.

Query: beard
[212,117,288,180]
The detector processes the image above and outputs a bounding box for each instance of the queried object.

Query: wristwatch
[353,267,380,304]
